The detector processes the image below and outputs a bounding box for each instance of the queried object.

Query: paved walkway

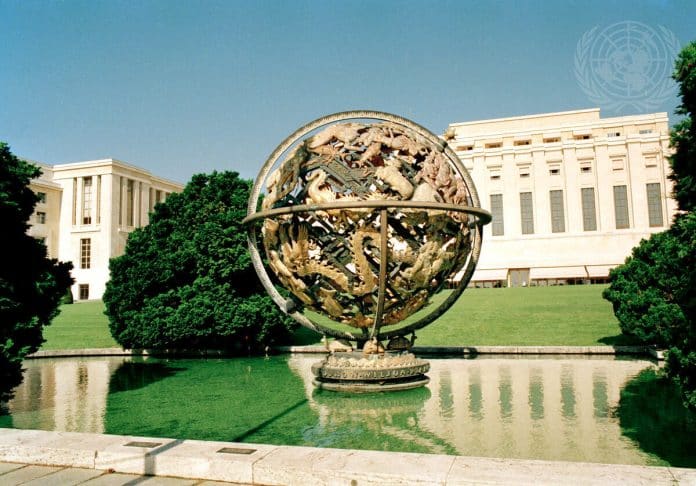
[0,461,247,485]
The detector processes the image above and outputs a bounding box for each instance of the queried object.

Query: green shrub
[103,171,297,352]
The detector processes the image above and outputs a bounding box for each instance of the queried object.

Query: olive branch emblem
[574,21,680,112]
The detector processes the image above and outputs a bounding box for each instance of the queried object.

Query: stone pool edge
[27,345,665,360]
[1,428,694,485]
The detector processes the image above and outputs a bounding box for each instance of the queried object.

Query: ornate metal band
[242,200,492,226]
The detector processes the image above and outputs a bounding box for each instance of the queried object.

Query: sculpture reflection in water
[243,111,491,391]
[3,356,695,466]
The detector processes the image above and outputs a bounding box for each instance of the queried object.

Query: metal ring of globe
[244,111,490,342]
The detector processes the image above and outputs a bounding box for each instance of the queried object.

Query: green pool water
[1,355,694,467]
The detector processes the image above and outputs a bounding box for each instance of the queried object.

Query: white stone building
[446,108,677,287]
[28,159,183,300]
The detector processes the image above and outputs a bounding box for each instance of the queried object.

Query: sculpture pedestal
[311,351,430,392]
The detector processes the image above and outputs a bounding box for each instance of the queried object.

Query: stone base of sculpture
[311,351,430,392]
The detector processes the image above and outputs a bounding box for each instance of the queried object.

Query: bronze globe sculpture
[243,111,490,391]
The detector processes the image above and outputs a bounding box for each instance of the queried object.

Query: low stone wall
[27,344,664,360]
[1,428,693,485]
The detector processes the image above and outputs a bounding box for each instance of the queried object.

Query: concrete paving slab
[103,438,277,484]
[22,466,103,485]
[198,481,253,486]
[0,462,25,474]
[254,445,455,485]
[447,456,676,485]
[81,472,151,485]
[123,476,198,485]
[0,428,124,468]
[670,467,696,485]
[0,465,63,485]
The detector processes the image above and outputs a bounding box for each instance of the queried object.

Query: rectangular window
[580,165,592,173]
[37,192,47,203]
[36,211,46,224]
[574,134,591,140]
[96,175,101,224]
[646,183,664,227]
[613,185,630,229]
[126,179,134,227]
[543,137,561,144]
[79,284,89,300]
[550,190,565,233]
[456,145,474,151]
[514,139,531,146]
[149,188,155,212]
[490,194,504,236]
[520,192,534,235]
[485,142,502,149]
[156,189,162,204]
[136,181,142,227]
[118,177,123,225]
[581,188,597,231]
[639,129,653,135]
[80,238,91,269]
[549,168,560,176]
[607,131,621,138]
[72,177,77,226]
[82,176,92,225]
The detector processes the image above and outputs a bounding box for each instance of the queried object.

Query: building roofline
[448,108,601,128]
[51,158,184,188]
[448,108,668,127]
[447,109,670,140]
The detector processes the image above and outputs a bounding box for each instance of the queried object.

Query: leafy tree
[670,41,696,212]
[104,171,297,352]
[0,143,73,401]
[604,41,696,410]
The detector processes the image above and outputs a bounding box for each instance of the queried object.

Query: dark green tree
[604,41,696,410]
[103,171,297,352]
[0,143,73,401]
[670,41,696,211]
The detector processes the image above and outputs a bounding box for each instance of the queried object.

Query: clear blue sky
[1,0,694,183]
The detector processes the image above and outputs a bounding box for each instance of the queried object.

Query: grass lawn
[41,300,119,350]
[41,285,634,350]
[290,284,634,347]
[414,285,635,346]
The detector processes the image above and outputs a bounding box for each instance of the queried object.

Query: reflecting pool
[1,355,694,467]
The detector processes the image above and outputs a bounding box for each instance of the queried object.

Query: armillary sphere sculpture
[243,111,490,392]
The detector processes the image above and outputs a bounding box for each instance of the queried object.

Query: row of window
[488,156,651,181]
[489,183,663,236]
[456,129,655,152]
[71,176,171,228]
[118,177,170,227]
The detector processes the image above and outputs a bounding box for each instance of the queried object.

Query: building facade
[28,159,183,300]
[446,108,677,287]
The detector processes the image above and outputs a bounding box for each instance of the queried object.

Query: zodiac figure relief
[260,121,475,331]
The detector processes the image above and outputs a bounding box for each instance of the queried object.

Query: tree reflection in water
[617,368,696,468]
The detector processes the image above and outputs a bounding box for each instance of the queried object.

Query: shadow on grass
[290,326,322,346]
[616,368,696,467]
[598,334,642,346]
